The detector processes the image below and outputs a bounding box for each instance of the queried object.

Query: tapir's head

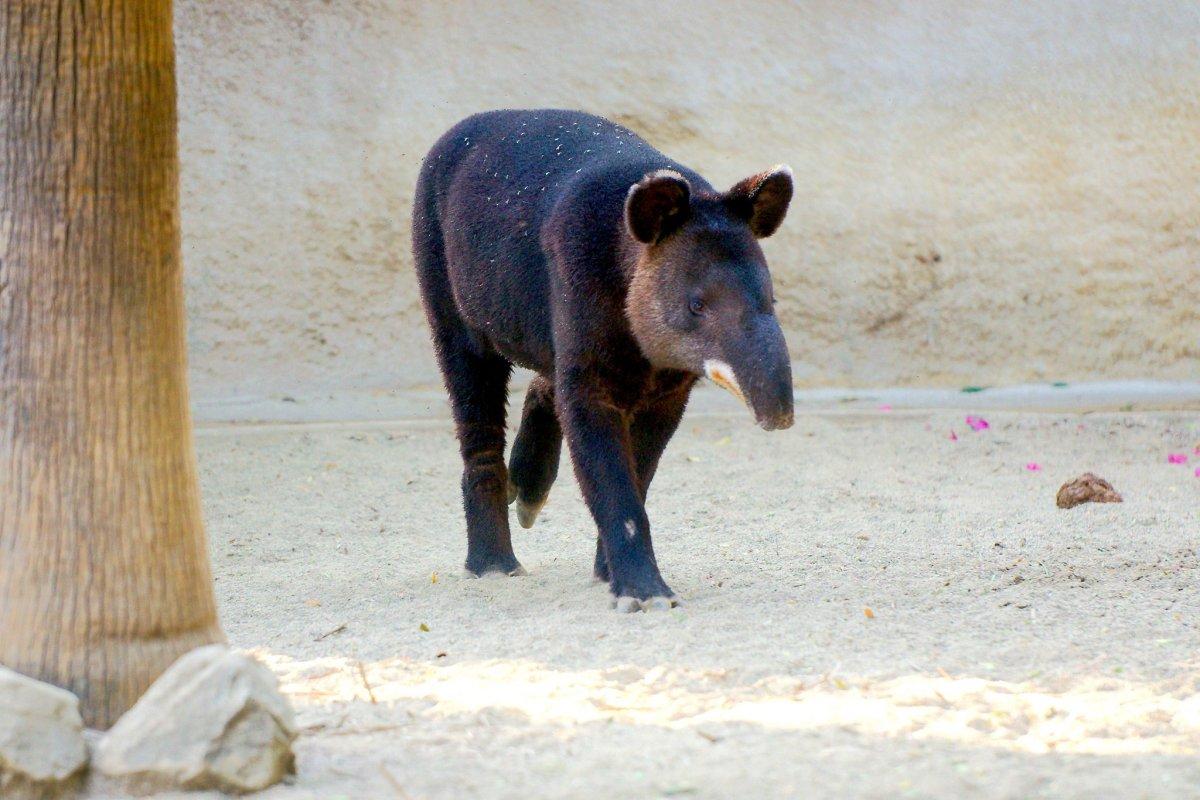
[624,166,795,431]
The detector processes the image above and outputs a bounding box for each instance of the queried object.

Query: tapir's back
[413,109,688,372]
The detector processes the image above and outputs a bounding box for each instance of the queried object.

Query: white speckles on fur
[624,519,637,540]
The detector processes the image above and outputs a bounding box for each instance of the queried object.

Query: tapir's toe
[612,595,680,613]
[614,596,640,613]
[608,569,679,612]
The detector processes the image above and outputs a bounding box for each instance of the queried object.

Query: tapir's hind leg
[413,203,523,577]
[445,347,523,576]
[507,376,562,529]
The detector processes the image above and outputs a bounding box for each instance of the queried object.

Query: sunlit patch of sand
[249,650,1200,757]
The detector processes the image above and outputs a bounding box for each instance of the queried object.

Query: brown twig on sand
[356,660,379,704]
[314,622,347,641]
[322,723,410,737]
[379,764,412,798]
[299,711,350,735]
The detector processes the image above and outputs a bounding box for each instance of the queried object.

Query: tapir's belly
[445,233,556,374]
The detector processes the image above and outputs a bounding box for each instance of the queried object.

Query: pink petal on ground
[948,430,958,441]
[965,415,990,431]
[1167,453,1189,464]
[1025,462,1042,472]
[878,404,893,412]
[1195,466,1200,478]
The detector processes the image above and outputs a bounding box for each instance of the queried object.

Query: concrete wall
[175,1,1200,403]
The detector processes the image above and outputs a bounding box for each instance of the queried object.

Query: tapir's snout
[704,313,794,431]
[756,402,794,431]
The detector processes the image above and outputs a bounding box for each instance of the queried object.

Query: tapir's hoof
[515,498,545,529]
[464,554,527,578]
[612,595,680,613]
[506,480,548,528]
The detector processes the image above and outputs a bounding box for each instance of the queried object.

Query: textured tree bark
[0,0,223,728]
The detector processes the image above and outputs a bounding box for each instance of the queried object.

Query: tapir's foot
[515,497,545,529]
[612,595,679,613]
[464,550,527,578]
[506,480,548,529]
[609,571,679,613]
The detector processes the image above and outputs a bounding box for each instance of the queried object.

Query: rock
[94,645,295,794]
[1056,473,1123,509]
[0,667,88,799]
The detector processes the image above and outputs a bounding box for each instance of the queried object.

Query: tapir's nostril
[757,409,795,432]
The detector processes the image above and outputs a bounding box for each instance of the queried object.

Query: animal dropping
[413,110,795,611]
[1056,473,1123,509]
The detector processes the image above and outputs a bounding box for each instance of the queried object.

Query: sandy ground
[93,393,1200,799]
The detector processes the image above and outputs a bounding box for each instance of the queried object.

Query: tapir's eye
[688,297,706,315]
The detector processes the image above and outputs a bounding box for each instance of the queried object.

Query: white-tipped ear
[625,170,691,243]
[726,165,793,238]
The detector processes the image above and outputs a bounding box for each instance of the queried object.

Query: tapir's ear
[725,165,793,238]
[625,170,691,244]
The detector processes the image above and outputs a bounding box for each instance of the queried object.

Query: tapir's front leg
[631,383,693,496]
[558,387,676,611]
[593,384,692,583]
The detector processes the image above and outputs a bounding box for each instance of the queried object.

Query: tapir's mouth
[703,359,748,406]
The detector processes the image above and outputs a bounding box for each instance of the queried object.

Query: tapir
[412,109,794,611]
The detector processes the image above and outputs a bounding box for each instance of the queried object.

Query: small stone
[94,645,296,794]
[0,667,88,799]
[1056,473,1123,509]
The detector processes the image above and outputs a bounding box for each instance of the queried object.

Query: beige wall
[176,1,1200,402]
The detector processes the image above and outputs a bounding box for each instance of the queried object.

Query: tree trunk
[0,0,223,729]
